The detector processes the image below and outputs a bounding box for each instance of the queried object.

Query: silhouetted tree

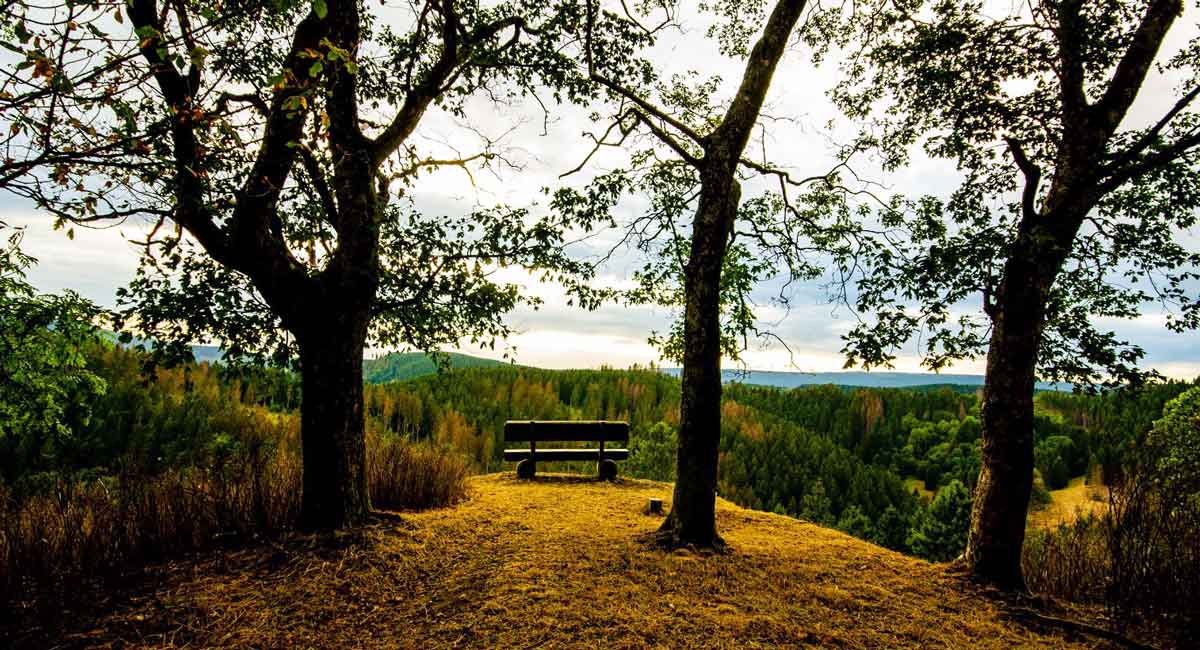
[555,0,864,549]
[0,0,645,528]
[822,0,1200,587]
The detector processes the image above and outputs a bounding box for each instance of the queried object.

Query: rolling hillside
[363,351,510,383]
[24,474,1108,650]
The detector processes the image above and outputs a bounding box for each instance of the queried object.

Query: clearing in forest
[1029,476,1110,530]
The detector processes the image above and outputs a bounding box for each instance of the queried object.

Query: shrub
[1022,515,1109,603]
[367,429,469,511]
[1105,388,1200,644]
[0,442,301,604]
[1022,387,1200,648]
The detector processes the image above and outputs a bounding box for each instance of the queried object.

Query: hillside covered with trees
[7,340,1191,564]
[362,352,511,384]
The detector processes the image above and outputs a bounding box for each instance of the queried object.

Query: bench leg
[517,459,536,479]
[598,459,617,481]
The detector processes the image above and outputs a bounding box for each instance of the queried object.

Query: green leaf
[308,61,323,77]
[312,0,327,19]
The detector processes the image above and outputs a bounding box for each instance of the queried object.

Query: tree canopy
[805,0,1200,590]
[815,0,1200,387]
[0,223,106,446]
[0,0,641,367]
[0,0,664,527]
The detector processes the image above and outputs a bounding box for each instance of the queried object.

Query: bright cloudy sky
[4,2,1199,379]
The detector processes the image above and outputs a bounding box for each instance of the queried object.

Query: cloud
[3,203,151,308]
[3,5,1198,384]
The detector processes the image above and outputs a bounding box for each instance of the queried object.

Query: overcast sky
[4,2,1199,379]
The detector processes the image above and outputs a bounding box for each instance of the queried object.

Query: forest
[5,338,1192,565]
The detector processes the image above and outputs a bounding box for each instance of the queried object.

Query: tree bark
[654,0,806,549]
[966,257,1044,589]
[966,206,1081,587]
[659,181,741,548]
[295,300,373,530]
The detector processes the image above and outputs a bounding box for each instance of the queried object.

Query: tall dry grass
[0,428,468,608]
[367,428,469,512]
[1022,514,1109,603]
[1022,486,1200,648]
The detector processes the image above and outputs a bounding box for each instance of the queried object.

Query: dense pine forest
[370,363,1195,560]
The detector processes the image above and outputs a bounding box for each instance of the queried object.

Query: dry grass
[0,433,468,621]
[367,430,469,511]
[7,473,1119,650]
[1028,477,1109,530]
[1023,515,1110,605]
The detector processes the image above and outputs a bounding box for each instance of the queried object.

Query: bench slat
[503,420,629,442]
[502,448,629,462]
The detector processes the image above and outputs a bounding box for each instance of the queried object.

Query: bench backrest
[503,420,629,443]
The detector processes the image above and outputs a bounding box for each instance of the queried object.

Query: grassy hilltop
[30,474,1104,650]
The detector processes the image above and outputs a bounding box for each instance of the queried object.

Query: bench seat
[503,448,629,462]
[503,420,630,479]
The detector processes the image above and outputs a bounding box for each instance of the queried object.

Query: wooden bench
[503,420,629,480]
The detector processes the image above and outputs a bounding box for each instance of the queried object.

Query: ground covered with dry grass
[1029,477,1110,530]
[10,473,1123,649]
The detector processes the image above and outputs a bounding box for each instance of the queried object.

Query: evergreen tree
[627,422,677,482]
[874,505,911,552]
[801,479,835,526]
[907,481,972,562]
[837,505,874,541]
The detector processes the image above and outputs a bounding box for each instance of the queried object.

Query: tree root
[1001,606,1159,650]
[645,516,729,553]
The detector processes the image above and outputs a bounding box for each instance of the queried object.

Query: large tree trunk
[965,270,1043,589]
[295,306,372,530]
[653,0,804,549]
[965,210,1081,588]
[659,180,741,548]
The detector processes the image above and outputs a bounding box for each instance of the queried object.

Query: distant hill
[188,344,224,364]
[362,351,509,383]
[103,328,1066,390]
[660,367,1068,391]
[104,330,504,381]
[102,330,229,365]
